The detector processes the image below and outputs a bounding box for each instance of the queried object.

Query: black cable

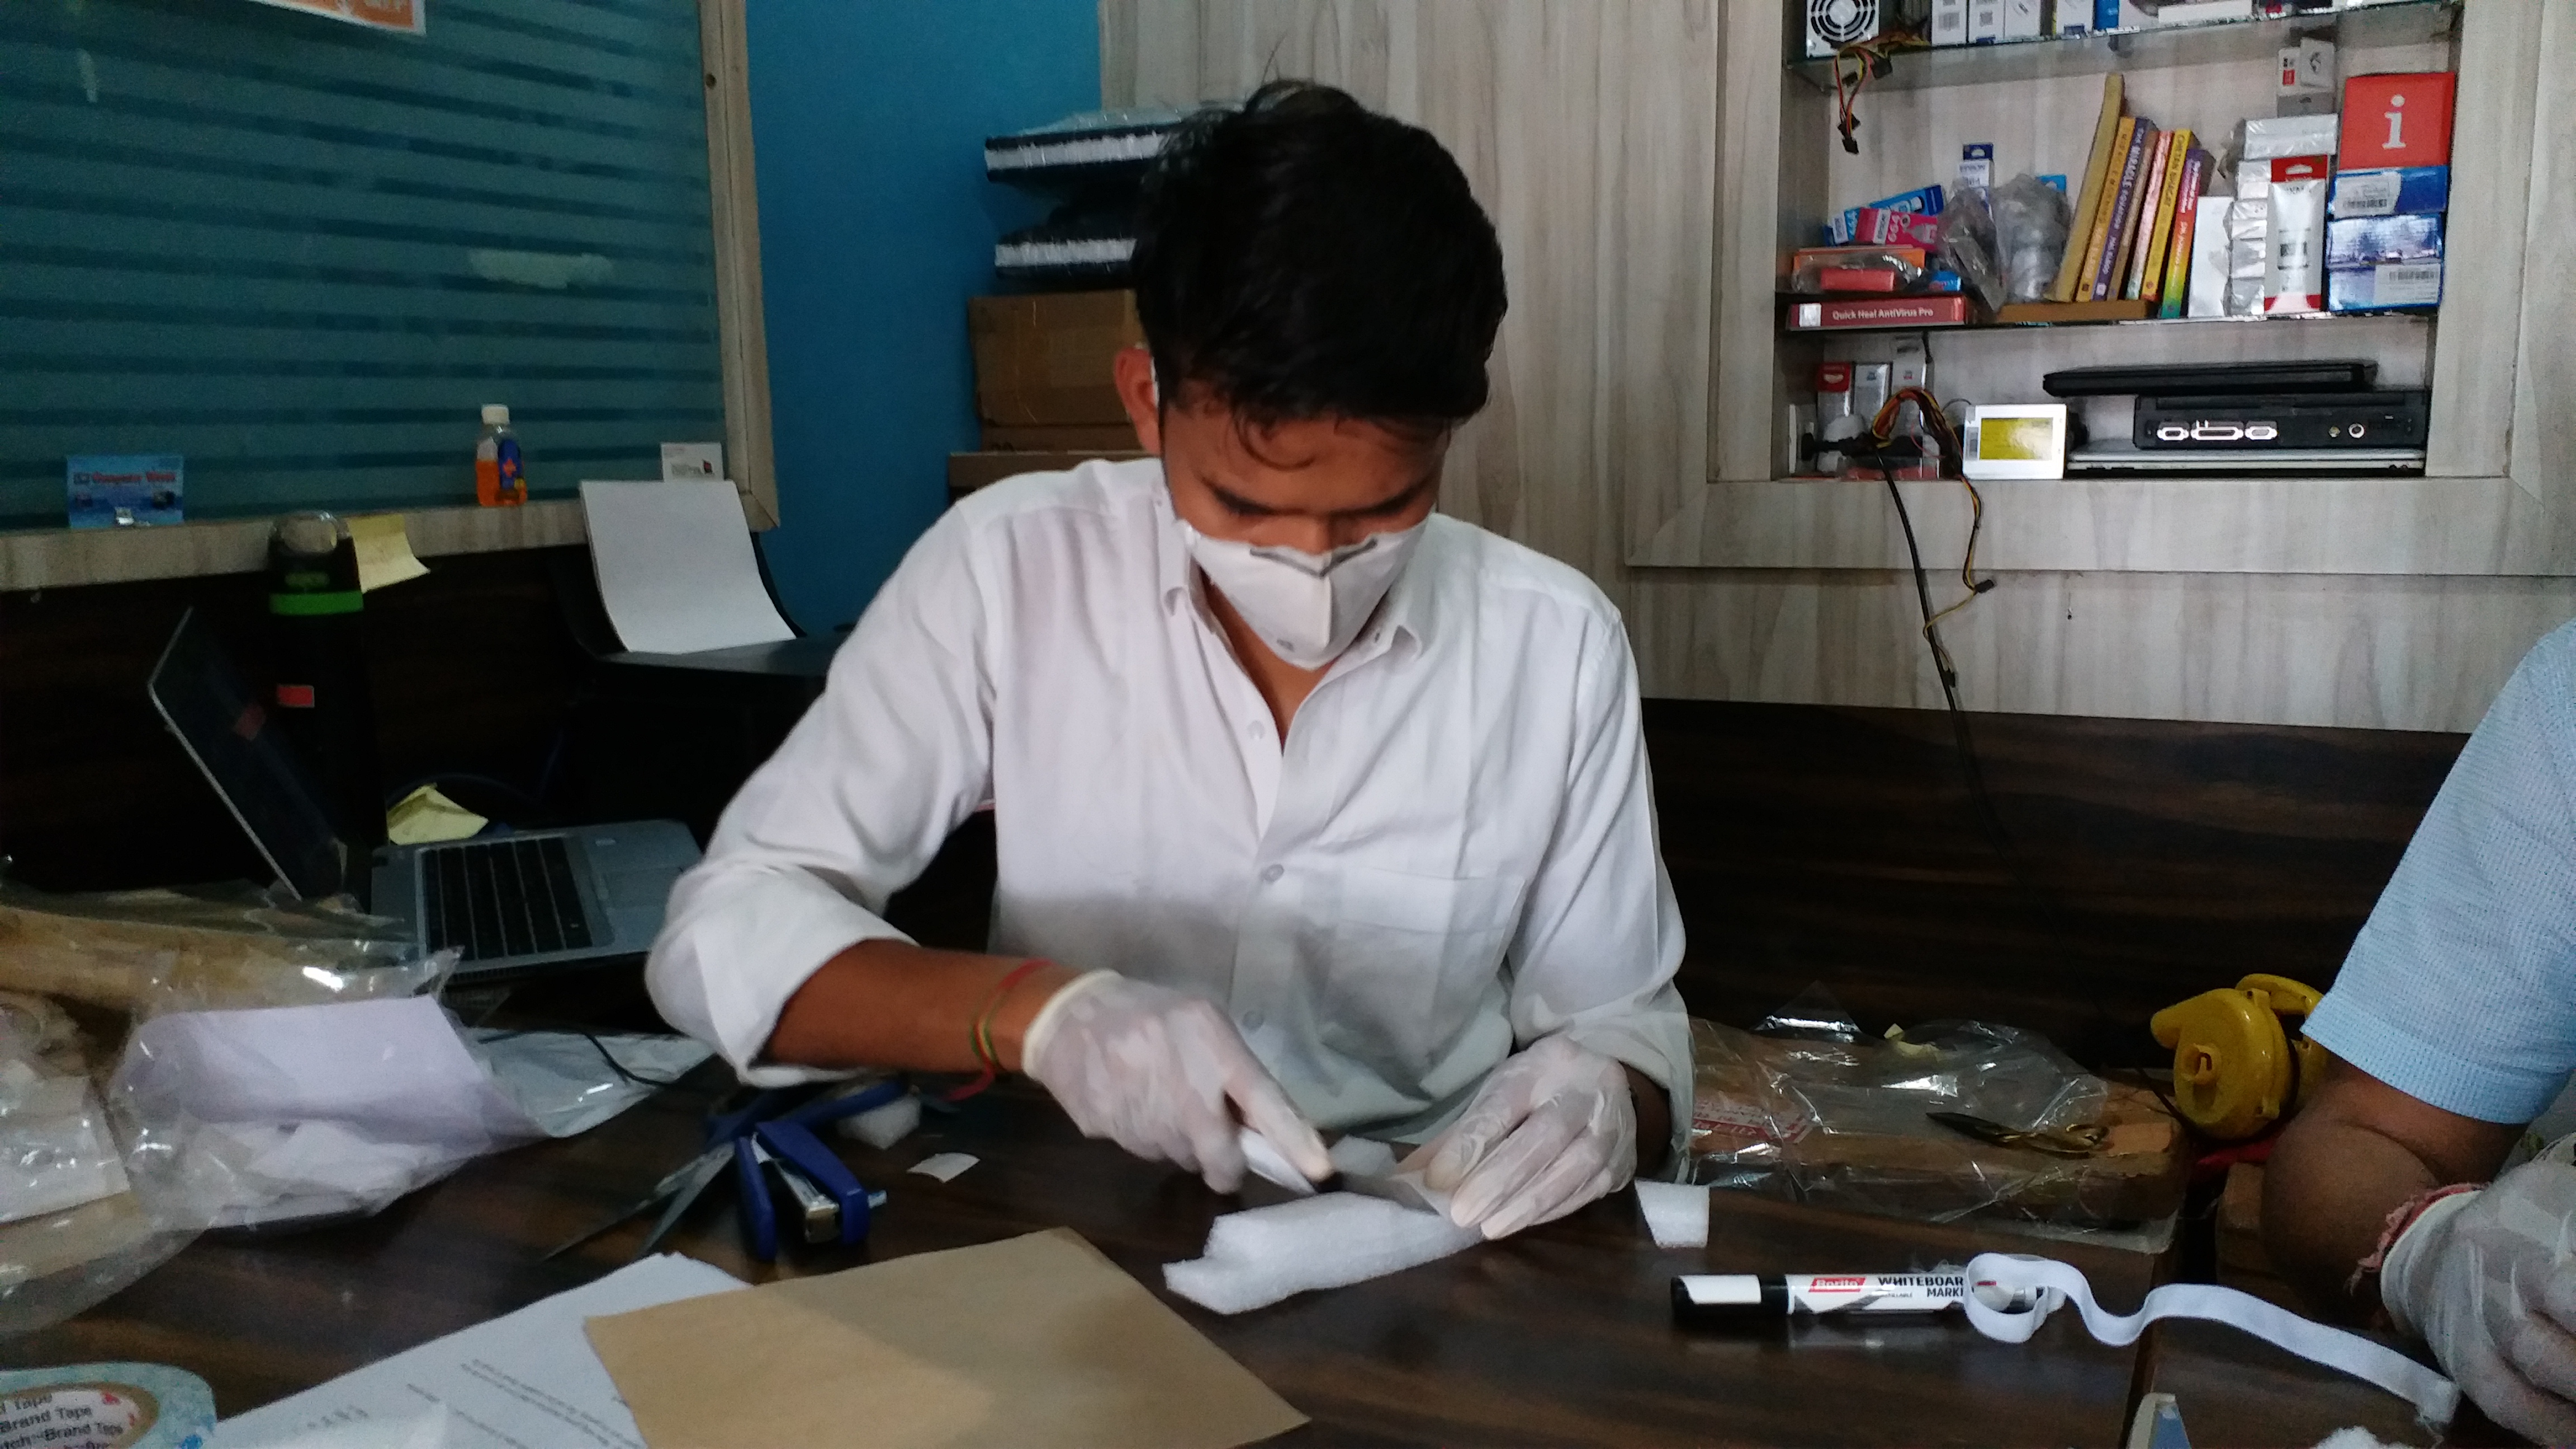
[477,1024,697,1090]
[1871,448,2123,1062]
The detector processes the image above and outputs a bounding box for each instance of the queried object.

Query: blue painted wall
[746,2,1101,632]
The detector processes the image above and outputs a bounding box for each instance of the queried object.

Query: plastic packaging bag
[1939,187,2007,311]
[1685,991,2186,1230]
[0,1012,209,1337]
[1989,173,2072,304]
[0,880,446,1014]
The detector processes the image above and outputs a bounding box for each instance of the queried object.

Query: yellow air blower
[2149,973,2328,1142]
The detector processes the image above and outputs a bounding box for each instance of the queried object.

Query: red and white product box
[1852,207,1945,248]
[2340,72,2456,170]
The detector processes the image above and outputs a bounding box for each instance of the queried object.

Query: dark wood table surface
[6,1070,2430,1447]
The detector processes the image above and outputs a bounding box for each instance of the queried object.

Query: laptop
[146,608,700,980]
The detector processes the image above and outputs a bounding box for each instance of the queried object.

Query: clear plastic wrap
[1939,187,2007,311]
[1990,173,2073,304]
[0,880,447,1014]
[0,1012,210,1337]
[1686,995,2187,1230]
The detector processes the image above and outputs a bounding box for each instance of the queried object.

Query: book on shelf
[2137,128,2195,305]
[2092,119,2156,301]
[2049,75,2127,303]
[2156,148,2210,319]
[2124,128,2177,300]
[2076,115,2138,301]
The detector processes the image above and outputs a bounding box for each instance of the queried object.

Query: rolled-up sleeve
[2306,620,2576,1124]
[1505,605,1693,1162]
[646,507,997,1084]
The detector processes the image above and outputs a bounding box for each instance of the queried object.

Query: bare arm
[765,940,1078,1074]
[2263,1049,2522,1321]
[1627,1066,1671,1173]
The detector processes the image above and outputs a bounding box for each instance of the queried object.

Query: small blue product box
[66,454,184,529]
[2327,213,2444,268]
[2328,261,2444,313]
[2328,166,2450,220]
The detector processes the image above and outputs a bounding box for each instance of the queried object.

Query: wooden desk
[15,1077,2168,1447]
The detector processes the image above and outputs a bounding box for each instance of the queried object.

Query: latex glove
[1021,969,1330,1194]
[1412,1034,1636,1239]
[2381,1139,2576,1443]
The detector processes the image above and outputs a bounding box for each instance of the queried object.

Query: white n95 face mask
[1178,516,1426,670]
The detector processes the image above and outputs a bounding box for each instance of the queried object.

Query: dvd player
[2134,390,2428,449]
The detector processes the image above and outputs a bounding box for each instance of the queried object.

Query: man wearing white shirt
[647,81,1688,1239]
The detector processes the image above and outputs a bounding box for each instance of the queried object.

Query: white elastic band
[1963,1253,2459,1428]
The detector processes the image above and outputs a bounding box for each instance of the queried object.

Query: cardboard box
[967,291,1143,427]
[2328,261,2442,313]
[980,422,1140,452]
[2329,165,2449,219]
[2326,212,2442,268]
[949,449,1149,499]
[2341,72,2455,169]
[1789,295,1975,329]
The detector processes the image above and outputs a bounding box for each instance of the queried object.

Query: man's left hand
[1412,1034,1637,1239]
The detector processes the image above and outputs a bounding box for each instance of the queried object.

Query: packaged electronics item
[2328,262,2443,313]
[2277,35,2337,116]
[1685,1005,2187,1229]
[1791,247,1931,294]
[1850,362,1892,423]
[1969,0,2000,42]
[2149,0,2252,20]
[2224,196,2270,315]
[1789,295,1974,330]
[2242,112,2339,160]
[2341,72,2456,169]
[1959,142,1993,191]
[2184,205,2232,318]
[2133,390,2429,449]
[2262,156,2330,314]
[1932,0,1968,44]
[1853,207,1945,248]
[2328,164,2449,219]
[2043,360,2378,397]
[1815,363,1855,425]
[2003,0,2041,38]
[2326,212,2442,268]
[1829,186,1945,245]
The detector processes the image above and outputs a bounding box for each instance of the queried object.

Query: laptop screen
[146,608,349,901]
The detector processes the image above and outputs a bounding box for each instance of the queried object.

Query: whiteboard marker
[1671,1272,2035,1325]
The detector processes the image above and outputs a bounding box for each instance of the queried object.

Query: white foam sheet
[1636,1180,1711,1248]
[579,479,794,655]
[1165,1191,1482,1315]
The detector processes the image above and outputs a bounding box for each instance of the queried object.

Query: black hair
[1132,80,1507,435]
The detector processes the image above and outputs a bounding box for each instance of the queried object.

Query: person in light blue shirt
[2269,618,2576,1440]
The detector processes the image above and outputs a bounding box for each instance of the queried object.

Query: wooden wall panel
[1100,1,2576,731]
[1096,0,1718,589]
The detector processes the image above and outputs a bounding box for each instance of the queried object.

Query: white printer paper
[579,479,794,655]
[210,1254,747,1448]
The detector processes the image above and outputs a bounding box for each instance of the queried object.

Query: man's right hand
[2383,1141,2576,1442]
[1021,970,1332,1195]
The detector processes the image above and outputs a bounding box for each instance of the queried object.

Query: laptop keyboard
[420,835,594,963]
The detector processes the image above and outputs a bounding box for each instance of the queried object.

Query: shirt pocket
[1321,866,1525,1071]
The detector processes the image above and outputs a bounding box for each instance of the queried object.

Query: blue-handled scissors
[544,1077,906,1262]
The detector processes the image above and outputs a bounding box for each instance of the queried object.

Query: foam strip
[1636,1180,1711,1248]
[1165,1192,1481,1315]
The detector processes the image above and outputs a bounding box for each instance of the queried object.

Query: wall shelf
[1779,306,2433,336]
[1786,0,2458,93]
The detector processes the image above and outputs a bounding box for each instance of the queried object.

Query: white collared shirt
[646,458,1690,1142]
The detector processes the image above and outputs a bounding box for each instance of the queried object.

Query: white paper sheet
[579,479,793,655]
[210,1254,748,1448]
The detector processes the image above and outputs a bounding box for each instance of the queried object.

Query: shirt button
[1261,864,1284,883]
[1247,722,1262,738]
[1240,1010,1266,1031]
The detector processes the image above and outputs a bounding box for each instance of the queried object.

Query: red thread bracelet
[943,958,1057,1103]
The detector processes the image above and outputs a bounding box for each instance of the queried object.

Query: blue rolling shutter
[0,0,724,527]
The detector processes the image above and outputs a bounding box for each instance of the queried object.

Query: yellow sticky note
[349,513,429,592]
[386,785,486,845]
